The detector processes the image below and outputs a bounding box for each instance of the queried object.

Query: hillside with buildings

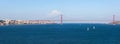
[0,20,55,26]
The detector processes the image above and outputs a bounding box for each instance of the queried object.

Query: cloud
[48,10,62,16]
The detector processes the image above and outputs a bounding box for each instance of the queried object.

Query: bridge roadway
[38,20,113,22]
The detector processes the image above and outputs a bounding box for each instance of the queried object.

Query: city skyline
[0,0,120,21]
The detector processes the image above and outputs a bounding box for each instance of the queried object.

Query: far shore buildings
[0,20,55,26]
[1,19,120,26]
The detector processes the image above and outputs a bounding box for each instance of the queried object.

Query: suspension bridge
[43,14,119,24]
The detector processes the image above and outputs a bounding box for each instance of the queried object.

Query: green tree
[0,20,5,23]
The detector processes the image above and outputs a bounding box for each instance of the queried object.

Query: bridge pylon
[112,14,116,24]
[60,14,63,24]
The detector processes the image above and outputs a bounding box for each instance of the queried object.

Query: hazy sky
[0,0,120,21]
